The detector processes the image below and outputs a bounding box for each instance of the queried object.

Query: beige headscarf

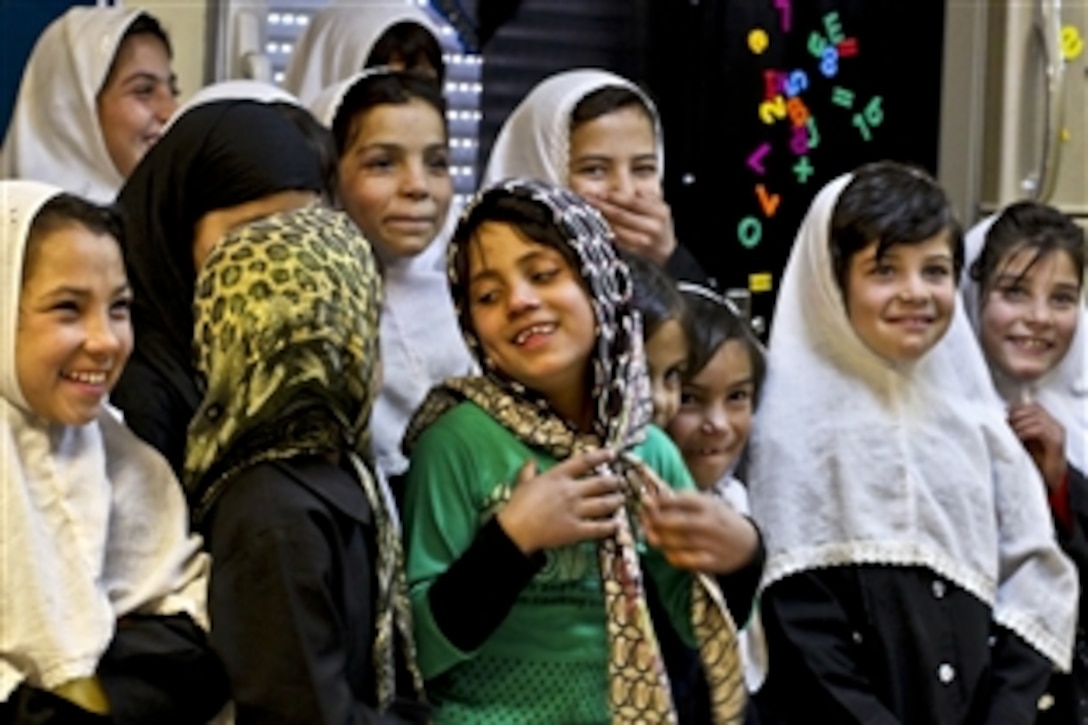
[0,8,154,202]
[748,173,1079,670]
[480,68,664,189]
[283,0,443,106]
[0,179,209,701]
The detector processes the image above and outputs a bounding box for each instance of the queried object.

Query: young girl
[400,177,746,723]
[623,250,692,428]
[748,162,1078,724]
[481,68,709,284]
[0,180,226,722]
[625,257,765,723]
[963,201,1088,723]
[309,69,474,487]
[667,284,766,505]
[285,1,443,104]
[1,8,178,201]
[183,204,427,723]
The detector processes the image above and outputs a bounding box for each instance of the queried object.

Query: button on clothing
[933,579,947,598]
[753,565,1052,725]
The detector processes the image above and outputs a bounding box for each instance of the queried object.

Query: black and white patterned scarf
[405,178,745,723]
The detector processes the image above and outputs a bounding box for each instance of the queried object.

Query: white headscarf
[747,174,1078,670]
[165,79,300,132]
[0,180,210,700]
[960,212,1088,473]
[0,7,150,202]
[307,70,475,481]
[480,68,664,189]
[283,0,442,106]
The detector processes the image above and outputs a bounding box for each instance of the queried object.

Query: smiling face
[979,247,1081,383]
[16,225,133,425]
[567,104,661,202]
[466,221,597,422]
[96,32,178,179]
[337,97,452,263]
[844,233,957,363]
[644,318,688,427]
[666,339,755,489]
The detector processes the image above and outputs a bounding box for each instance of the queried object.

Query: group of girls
[1,2,1085,725]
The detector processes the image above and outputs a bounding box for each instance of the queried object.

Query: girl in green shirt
[401,178,746,724]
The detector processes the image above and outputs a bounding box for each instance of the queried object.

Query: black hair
[622,249,689,339]
[331,71,448,157]
[269,102,339,205]
[830,161,963,293]
[451,189,580,298]
[971,200,1085,300]
[365,20,446,85]
[679,285,766,405]
[99,12,174,94]
[25,194,124,280]
[570,85,654,132]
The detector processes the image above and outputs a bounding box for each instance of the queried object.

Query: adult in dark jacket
[183,204,427,724]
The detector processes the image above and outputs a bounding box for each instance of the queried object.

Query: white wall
[133,0,210,103]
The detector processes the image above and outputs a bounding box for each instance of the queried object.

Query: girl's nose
[898,273,928,303]
[610,169,635,197]
[507,279,541,315]
[401,160,429,198]
[84,316,122,358]
[152,86,178,124]
[1024,296,1054,326]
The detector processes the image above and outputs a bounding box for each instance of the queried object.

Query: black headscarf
[111,99,325,474]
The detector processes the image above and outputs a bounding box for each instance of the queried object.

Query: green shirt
[403,401,698,724]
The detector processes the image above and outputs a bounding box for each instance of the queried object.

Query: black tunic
[203,456,427,725]
[754,564,1051,725]
[1038,464,1088,725]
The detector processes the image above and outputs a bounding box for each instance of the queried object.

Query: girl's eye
[727,389,752,404]
[999,285,1028,301]
[869,263,895,278]
[427,153,450,173]
[531,267,559,283]
[633,163,658,177]
[111,298,133,317]
[1051,290,1080,307]
[51,300,80,315]
[575,165,606,178]
[365,158,394,171]
[923,265,950,279]
[473,289,499,306]
[664,367,684,387]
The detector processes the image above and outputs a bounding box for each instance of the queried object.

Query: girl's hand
[586,192,677,267]
[641,491,760,574]
[1008,401,1068,491]
[498,449,624,554]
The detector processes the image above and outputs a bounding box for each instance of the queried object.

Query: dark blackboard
[644,0,947,333]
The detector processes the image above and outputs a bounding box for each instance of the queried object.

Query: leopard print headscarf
[184,204,424,710]
[405,178,745,723]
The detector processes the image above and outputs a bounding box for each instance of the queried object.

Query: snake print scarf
[184,204,424,710]
[405,178,745,723]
